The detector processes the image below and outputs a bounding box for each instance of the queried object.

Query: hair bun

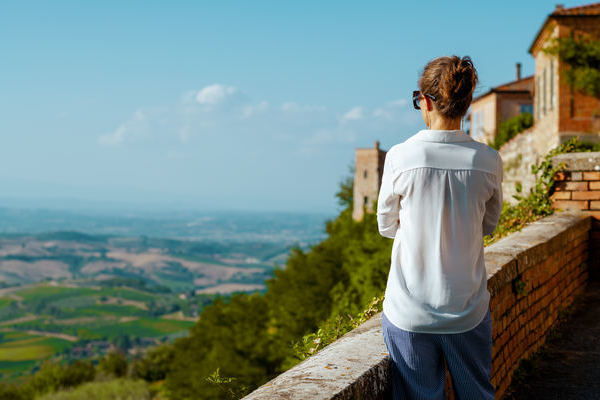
[418,55,479,119]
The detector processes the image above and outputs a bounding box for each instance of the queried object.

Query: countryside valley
[0,209,328,383]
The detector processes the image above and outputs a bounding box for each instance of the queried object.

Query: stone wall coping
[552,151,600,171]
[242,210,591,400]
[485,210,590,296]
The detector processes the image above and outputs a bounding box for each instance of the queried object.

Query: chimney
[516,62,522,81]
[555,4,564,10]
[374,140,380,150]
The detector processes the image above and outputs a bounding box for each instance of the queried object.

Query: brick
[590,182,600,190]
[550,191,571,200]
[584,210,600,220]
[583,172,600,180]
[552,200,589,210]
[555,181,588,191]
[572,191,600,200]
[554,171,571,181]
[572,172,583,180]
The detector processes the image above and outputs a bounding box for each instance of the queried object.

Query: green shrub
[491,112,533,150]
[98,351,128,378]
[543,34,600,97]
[36,379,150,400]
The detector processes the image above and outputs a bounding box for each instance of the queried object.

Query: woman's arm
[482,154,504,237]
[377,153,401,239]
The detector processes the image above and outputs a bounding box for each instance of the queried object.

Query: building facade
[501,3,600,203]
[352,140,386,221]
[468,64,534,145]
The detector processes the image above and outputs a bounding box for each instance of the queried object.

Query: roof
[529,2,600,54]
[472,75,534,103]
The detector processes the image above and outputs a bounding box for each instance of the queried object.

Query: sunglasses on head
[412,90,436,110]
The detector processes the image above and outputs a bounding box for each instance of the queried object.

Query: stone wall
[241,210,592,400]
[499,127,539,204]
[352,141,386,221]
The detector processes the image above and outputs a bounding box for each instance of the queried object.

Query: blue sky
[0,0,592,214]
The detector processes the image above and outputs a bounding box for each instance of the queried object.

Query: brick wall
[551,151,600,277]
[483,213,590,399]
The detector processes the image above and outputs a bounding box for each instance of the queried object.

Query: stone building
[352,140,386,221]
[468,63,534,145]
[500,2,600,203]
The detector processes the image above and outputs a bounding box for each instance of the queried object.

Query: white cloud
[341,106,364,122]
[99,110,147,145]
[99,86,421,151]
[195,84,244,106]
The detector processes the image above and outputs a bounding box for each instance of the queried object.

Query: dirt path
[0,328,78,342]
[0,314,38,326]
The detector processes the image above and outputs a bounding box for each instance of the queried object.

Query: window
[363,170,368,179]
[543,67,547,115]
[536,77,540,119]
[520,104,533,114]
[550,59,554,110]
[364,196,369,206]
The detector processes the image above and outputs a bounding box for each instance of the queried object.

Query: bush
[98,351,128,378]
[490,112,533,150]
[36,379,150,400]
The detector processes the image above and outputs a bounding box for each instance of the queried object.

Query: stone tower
[352,140,387,221]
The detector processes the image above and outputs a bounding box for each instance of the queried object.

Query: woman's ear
[425,97,434,112]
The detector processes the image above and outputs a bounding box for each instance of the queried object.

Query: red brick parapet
[551,151,600,277]
[551,152,600,216]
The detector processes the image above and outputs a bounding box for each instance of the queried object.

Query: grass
[15,286,97,303]
[0,333,72,381]
[38,378,151,400]
[0,297,15,308]
[0,335,71,361]
[91,318,194,338]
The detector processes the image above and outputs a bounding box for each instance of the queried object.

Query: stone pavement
[502,278,600,399]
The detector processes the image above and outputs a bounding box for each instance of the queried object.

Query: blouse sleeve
[482,154,504,237]
[377,152,401,239]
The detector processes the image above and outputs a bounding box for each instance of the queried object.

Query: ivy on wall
[489,112,533,150]
[542,34,600,98]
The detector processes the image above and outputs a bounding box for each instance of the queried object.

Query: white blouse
[377,129,503,333]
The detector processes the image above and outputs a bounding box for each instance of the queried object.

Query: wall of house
[499,24,560,204]
[470,93,497,144]
[498,92,533,122]
[556,17,600,138]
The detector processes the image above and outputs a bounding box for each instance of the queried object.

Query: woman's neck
[428,118,462,130]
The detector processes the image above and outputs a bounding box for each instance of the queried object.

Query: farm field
[0,282,198,382]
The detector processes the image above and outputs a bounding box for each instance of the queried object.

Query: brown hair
[418,55,478,120]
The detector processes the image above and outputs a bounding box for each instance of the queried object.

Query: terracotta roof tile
[551,2,600,16]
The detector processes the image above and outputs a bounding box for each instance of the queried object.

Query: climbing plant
[490,112,533,150]
[542,33,600,97]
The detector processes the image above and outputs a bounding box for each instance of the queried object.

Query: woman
[377,55,503,400]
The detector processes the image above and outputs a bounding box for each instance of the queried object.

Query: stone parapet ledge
[552,151,600,172]
[242,210,591,400]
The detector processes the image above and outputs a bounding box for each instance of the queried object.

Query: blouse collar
[408,129,474,143]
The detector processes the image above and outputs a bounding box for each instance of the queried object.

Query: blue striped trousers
[381,309,494,400]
